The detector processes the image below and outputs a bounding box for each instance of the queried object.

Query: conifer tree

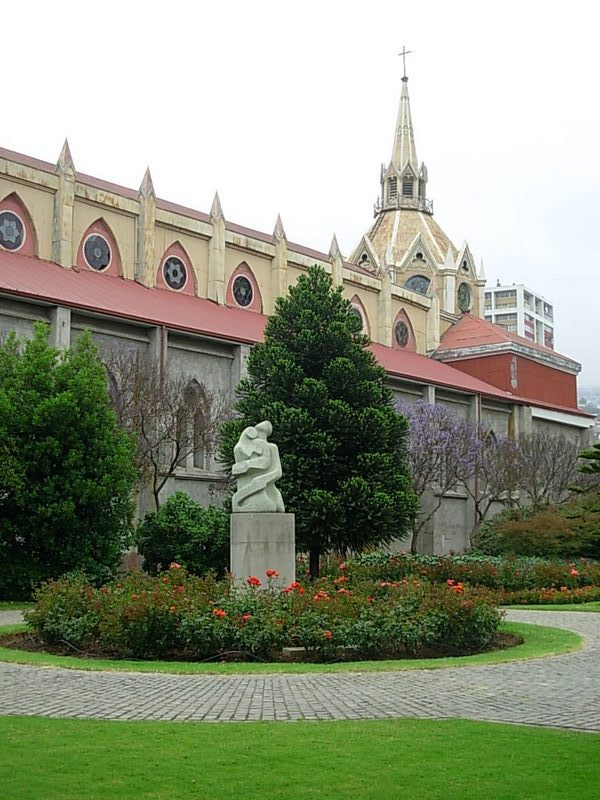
[219,265,417,575]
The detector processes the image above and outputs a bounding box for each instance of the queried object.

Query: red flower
[247,575,262,587]
[324,630,332,640]
[367,595,375,603]
[131,593,139,600]
[570,568,579,576]
[213,608,227,618]
[265,569,279,579]
[339,562,347,571]
[170,562,182,570]
[313,590,330,602]
[333,575,348,585]
[169,605,177,612]
[337,588,351,595]
[446,579,455,587]
[241,613,251,622]
[289,581,301,589]
[175,585,185,593]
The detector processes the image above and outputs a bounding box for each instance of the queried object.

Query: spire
[329,233,341,261]
[273,213,286,242]
[138,167,155,199]
[210,191,224,222]
[56,138,75,173]
[391,75,418,172]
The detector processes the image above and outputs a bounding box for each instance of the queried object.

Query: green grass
[506,602,600,612]
[0,601,32,610]
[0,621,582,674]
[1,716,598,800]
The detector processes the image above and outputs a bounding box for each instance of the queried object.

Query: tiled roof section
[437,313,575,362]
[370,343,517,402]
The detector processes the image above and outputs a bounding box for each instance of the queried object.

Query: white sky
[5,0,600,384]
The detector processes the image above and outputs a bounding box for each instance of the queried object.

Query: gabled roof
[436,313,580,372]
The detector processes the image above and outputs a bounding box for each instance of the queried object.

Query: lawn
[0,621,582,674]
[0,716,598,800]
[506,602,600,612]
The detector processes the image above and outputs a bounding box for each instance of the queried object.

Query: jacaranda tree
[0,324,137,598]
[219,264,417,576]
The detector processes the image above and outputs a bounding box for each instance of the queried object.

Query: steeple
[375,60,432,217]
[391,77,418,173]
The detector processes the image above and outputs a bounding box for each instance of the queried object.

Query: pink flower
[570,568,579,576]
[170,562,182,570]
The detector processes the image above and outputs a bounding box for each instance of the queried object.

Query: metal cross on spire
[398,45,412,80]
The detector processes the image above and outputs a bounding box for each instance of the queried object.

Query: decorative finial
[138,167,155,199]
[444,247,455,268]
[210,191,224,222]
[273,213,286,242]
[329,233,341,260]
[398,45,412,82]
[57,138,75,172]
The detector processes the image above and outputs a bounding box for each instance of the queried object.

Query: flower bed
[24,565,503,662]
[347,553,600,593]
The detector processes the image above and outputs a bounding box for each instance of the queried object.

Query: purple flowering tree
[397,400,480,552]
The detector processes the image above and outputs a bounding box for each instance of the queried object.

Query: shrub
[136,492,229,577]
[25,567,503,662]
[473,494,600,560]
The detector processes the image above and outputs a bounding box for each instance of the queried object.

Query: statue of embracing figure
[232,420,285,513]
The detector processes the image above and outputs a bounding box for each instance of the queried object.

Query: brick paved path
[1,610,598,730]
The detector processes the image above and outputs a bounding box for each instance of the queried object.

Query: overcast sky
[4,0,600,385]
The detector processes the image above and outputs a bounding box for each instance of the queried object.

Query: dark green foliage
[0,325,136,599]
[136,492,229,577]
[219,265,417,574]
[472,494,600,559]
[579,441,600,474]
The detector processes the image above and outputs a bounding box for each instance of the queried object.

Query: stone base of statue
[230,513,295,588]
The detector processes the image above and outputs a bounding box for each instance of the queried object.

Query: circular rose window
[163,256,187,291]
[84,235,111,271]
[233,275,253,307]
[0,211,25,251]
[457,282,472,312]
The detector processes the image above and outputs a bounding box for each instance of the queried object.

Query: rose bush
[25,565,502,661]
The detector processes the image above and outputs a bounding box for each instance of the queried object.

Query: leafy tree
[397,401,480,551]
[0,324,137,598]
[578,441,600,476]
[219,264,417,576]
[105,349,230,510]
[136,491,229,576]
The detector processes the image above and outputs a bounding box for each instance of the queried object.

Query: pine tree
[0,324,137,598]
[219,265,417,575]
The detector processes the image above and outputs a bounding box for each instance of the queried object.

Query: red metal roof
[0,251,266,345]
[437,312,575,363]
[0,251,521,404]
[370,343,516,401]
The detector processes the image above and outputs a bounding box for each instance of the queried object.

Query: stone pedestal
[230,513,295,588]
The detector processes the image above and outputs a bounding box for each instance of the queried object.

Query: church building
[0,69,592,553]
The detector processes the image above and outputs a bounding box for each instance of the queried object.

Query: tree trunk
[309,548,320,578]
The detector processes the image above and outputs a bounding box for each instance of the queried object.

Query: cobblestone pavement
[0,610,599,730]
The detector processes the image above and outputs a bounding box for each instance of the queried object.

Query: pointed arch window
[349,295,370,336]
[0,193,38,256]
[392,309,416,351]
[388,177,397,200]
[402,176,414,197]
[157,242,196,296]
[76,219,122,276]
[184,379,212,471]
[226,262,262,312]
